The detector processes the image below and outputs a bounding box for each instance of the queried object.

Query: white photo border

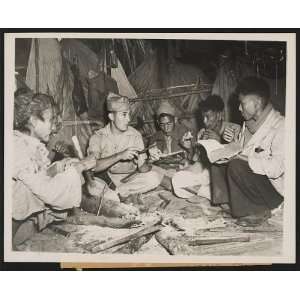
[4,32,296,264]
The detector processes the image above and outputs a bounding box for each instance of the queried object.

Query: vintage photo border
[3,32,296,264]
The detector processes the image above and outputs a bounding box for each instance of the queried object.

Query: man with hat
[209,77,285,226]
[148,101,195,159]
[147,101,199,192]
[87,93,162,200]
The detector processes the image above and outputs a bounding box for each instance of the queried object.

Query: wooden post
[34,38,40,93]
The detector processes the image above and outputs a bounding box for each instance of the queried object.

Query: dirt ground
[15,188,283,257]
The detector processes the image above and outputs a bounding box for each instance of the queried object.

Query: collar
[14,130,42,148]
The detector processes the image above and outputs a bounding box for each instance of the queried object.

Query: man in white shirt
[210,77,284,226]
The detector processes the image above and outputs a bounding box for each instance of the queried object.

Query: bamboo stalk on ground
[90,224,162,253]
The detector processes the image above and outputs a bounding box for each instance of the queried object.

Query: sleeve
[87,133,103,159]
[248,122,285,179]
[15,166,82,210]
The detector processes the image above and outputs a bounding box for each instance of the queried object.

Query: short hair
[201,95,224,113]
[158,113,175,122]
[14,92,54,132]
[236,76,270,107]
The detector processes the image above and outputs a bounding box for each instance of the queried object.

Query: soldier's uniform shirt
[88,124,146,174]
[88,124,162,196]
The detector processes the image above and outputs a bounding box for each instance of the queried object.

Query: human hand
[62,158,80,170]
[149,146,162,161]
[223,127,235,143]
[47,158,78,176]
[53,141,69,156]
[118,147,140,161]
[119,147,140,160]
[197,128,205,141]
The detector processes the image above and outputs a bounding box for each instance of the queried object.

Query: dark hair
[201,95,224,113]
[236,76,270,107]
[158,113,175,122]
[14,92,54,132]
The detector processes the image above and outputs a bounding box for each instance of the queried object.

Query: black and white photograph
[3,32,296,264]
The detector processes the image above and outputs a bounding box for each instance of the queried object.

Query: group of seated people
[12,76,285,247]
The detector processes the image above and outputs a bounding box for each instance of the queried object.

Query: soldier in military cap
[87,93,162,200]
[148,101,195,160]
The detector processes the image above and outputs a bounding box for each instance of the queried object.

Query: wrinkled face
[202,110,222,131]
[159,115,175,135]
[238,94,259,121]
[31,108,55,143]
[110,110,130,132]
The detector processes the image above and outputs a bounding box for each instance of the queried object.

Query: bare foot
[104,217,142,229]
[101,199,139,218]
[12,219,37,248]
[66,208,141,228]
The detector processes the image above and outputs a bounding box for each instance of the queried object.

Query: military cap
[107,92,130,112]
[157,101,176,117]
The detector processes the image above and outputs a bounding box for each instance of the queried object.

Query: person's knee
[146,170,163,187]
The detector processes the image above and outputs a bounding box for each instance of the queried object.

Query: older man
[87,93,162,199]
[211,77,284,226]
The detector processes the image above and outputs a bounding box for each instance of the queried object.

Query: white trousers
[172,169,211,199]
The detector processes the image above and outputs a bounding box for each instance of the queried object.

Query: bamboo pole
[130,89,211,103]
[61,113,196,127]
[34,38,40,93]
[90,224,162,253]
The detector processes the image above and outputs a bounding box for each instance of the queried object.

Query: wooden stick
[48,225,71,238]
[72,135,84,159]
[160,150,185,158]
[130,90,211,103]
[90,224,162,253]
[120,170,139,184]
[182,186,199,195]
[188,236,250,246]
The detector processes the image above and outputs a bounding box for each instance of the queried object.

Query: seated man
[148,101,194,158]
[147,101,195,191]
[210,77,284,226]
[197,94,241,144]
[87,93,162,201]
[172,95,241,199]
